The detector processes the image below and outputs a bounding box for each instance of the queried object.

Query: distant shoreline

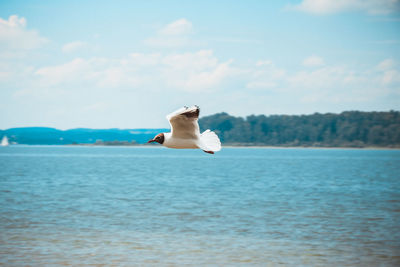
[5,144,399,150]
[222,145,400,150]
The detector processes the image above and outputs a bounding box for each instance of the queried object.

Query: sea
[0,146,399,266]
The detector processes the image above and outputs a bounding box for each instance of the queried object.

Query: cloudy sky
[0,0,399,129]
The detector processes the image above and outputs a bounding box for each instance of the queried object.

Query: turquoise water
[0,146,399,266]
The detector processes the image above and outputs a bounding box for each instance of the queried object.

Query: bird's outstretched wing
[166,106,200,139]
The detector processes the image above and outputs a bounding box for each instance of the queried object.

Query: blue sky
[0,0,399,129]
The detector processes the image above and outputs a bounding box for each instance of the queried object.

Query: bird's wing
[166,106,201,139]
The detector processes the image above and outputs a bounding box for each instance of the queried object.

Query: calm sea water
[0,146,399,266]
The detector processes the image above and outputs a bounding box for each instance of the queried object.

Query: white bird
[148,106,221,154]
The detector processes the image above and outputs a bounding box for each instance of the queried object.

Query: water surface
[0,146,399,266]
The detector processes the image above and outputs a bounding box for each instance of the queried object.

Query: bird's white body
[149,106,221,153]
[163,132,199,149]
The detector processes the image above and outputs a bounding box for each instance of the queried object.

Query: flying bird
[148,106,221,154]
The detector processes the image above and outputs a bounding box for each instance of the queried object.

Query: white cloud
[62,41,88,53]
[246,60,286,90]
[0,15,47,57]
[160,50,236,91]
[14,51,400,103]
[244,56,400,106]
[377,58,396,71]
[34,57,140,89]
[382,69,400,85]
[375,59,400,85]
[287,63,400,104]
[256,60,273,67]
[122,53,161,66]
[160,18,193,36]
[288,66,347,89]
[144,18,195,47]
[162,50,217,70]
[35,58,91,86]
[291,0,400,15]
[144,36,191,47]
[303,56,325,67]
[164,59,234,91]
[32,50,235,92]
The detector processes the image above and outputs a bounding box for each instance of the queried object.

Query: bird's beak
[147,139,156,143]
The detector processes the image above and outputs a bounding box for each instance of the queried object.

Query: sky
[0,0,399,129]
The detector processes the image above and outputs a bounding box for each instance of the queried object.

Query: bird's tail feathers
[199,130,221,152]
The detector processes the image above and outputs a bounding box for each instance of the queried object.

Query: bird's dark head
[147,133,164,144]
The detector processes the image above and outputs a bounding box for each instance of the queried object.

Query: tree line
[1,111,399,147]
[198,111,400,147]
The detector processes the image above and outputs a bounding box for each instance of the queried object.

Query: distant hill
[0,127,168,145]
[1,111,399,147]
[198,110,400,147]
